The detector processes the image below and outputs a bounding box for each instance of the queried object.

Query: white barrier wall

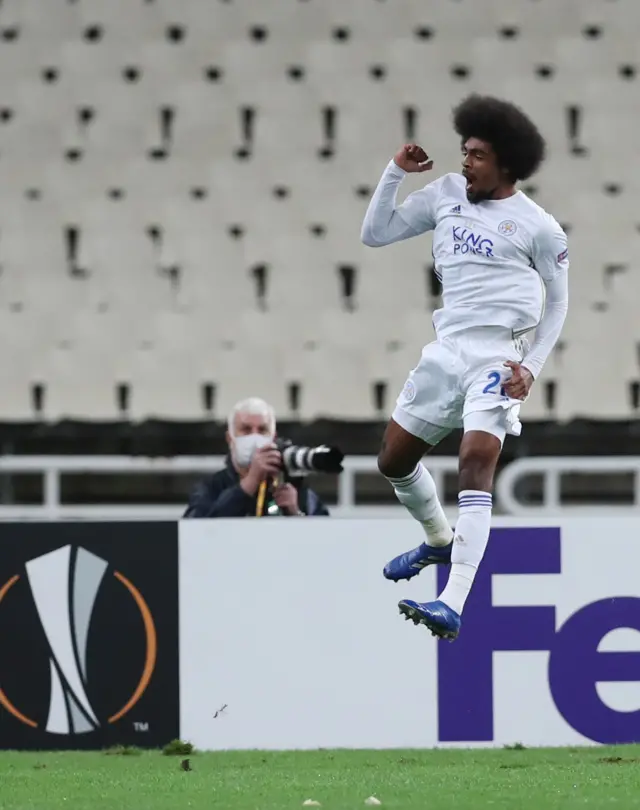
[178,518,640,750]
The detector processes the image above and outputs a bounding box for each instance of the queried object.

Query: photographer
[183,397,339,518]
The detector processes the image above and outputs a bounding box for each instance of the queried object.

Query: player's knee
[458,443,499,492]
[377,449,412,480]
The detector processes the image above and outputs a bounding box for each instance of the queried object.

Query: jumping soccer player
[361,94,568,640]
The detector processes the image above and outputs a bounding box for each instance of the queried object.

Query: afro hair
[453,94,546,183]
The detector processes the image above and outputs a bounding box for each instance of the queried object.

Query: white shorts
[392,327,529,446]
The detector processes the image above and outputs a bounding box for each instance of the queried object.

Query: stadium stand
[0,0,638,425]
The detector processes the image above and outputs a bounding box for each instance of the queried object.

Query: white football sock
[438,490,492,614]
[387,463,453,547]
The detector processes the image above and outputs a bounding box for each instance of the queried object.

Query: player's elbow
[360,223,383,247]
[547,289,569,316]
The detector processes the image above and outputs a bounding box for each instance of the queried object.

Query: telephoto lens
[276,440,344,476]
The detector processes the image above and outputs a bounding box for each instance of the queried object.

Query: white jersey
[361,161,569,378]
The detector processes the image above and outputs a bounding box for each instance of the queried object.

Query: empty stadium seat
[557,311,638,421]
[0,0,636,422]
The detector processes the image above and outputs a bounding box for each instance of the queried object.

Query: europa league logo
[0,546,156,734]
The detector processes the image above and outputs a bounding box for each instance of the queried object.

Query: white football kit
[361,161,569,445]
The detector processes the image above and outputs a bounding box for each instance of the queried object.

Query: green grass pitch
[2,746,640,810]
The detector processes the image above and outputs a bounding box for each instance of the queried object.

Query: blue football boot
[398,599,461,640]
[383,541,452,582]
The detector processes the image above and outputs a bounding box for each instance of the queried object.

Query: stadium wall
[0,518,638,750]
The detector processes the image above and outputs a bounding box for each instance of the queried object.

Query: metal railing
[495,456,640,516]
[0,455,638,520]
[0,455,458,520]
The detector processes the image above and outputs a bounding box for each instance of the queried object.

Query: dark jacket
[183,456,330,518]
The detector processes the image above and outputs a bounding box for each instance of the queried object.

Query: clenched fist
[393,144,434,173]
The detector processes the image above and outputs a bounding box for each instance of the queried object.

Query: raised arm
[361,144,439,247]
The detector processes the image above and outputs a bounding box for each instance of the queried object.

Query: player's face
[461,138,503,203]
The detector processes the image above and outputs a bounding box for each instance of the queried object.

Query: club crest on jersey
[452,225,494,257]
[498,219,518,236]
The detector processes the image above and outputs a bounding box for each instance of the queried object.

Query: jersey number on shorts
[482,371,506,398]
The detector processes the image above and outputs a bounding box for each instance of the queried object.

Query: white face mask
[232,433,273,468]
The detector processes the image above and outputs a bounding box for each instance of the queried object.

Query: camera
[275,438,344,477]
